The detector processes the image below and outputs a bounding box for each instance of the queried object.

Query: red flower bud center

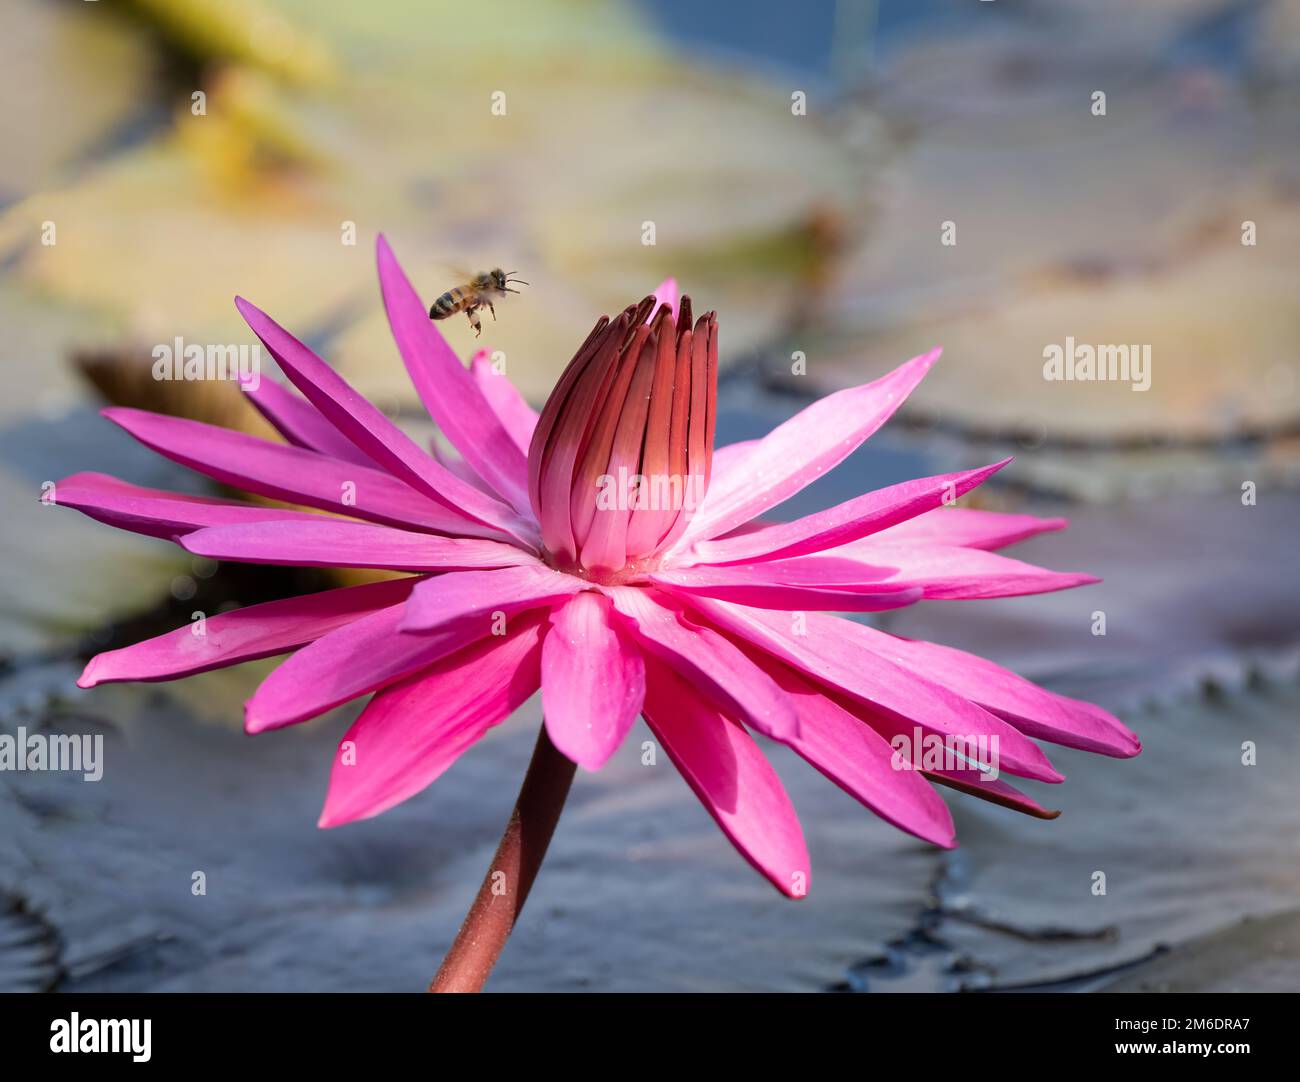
[527,296,717,579]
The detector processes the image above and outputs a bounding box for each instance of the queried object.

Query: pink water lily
[58,235,1138,989]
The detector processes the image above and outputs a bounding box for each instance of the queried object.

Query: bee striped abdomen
[429,288,466,319]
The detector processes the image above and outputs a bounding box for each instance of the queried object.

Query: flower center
[528,295,718,577]
[541,550,660,588]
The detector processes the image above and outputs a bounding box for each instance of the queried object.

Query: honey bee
[428,268,528,337]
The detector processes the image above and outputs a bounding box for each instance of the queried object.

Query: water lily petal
[541,591,645,770]
[651,277,679,319]
[925,770,1060,820]
[400,563,583,635]
[675,348,941,546]
[430,437,495,494]
[684,598,1063,783]
[621,313,687,556]
[181,519,538,572]
[470,350,538,456]
[529,310,632,564]
[239,375,374,467]
[102,407,495,538]
[704,439,760,497]
[574,322,659,572]
[608,587,798,741]
[78,578,418,688]
[821,542,1100,599]
[376,236,531,513]
[872,507,1069,550]
[641,657,810,899]
[652,564,923,612]
[318,612,546,827]
[51,472,309,541]
[764,661,957,848]
[245,598,503,733]
[851,630,1141,757]
[687,459,1011,565]
[236,295,536,547]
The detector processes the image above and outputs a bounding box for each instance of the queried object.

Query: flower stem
[428,723,576,993]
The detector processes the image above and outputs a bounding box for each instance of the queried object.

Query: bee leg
[487,301,496,321]
[466,307,482,337]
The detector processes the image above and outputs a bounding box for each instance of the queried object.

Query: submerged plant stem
[429,724,576,993]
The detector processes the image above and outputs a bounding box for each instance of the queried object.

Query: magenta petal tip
[234,296,275,339]
[176,532,209,557]
[914,345,942,370]
[243,704,270,735]
[76,657,101,689]
[375,234,399,275]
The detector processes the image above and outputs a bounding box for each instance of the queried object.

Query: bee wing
[423,261,480,294]
[430,262,526,290]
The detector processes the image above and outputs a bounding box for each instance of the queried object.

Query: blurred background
[1,0,1298,992]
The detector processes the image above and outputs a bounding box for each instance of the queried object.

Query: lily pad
[776,22,1300,446]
